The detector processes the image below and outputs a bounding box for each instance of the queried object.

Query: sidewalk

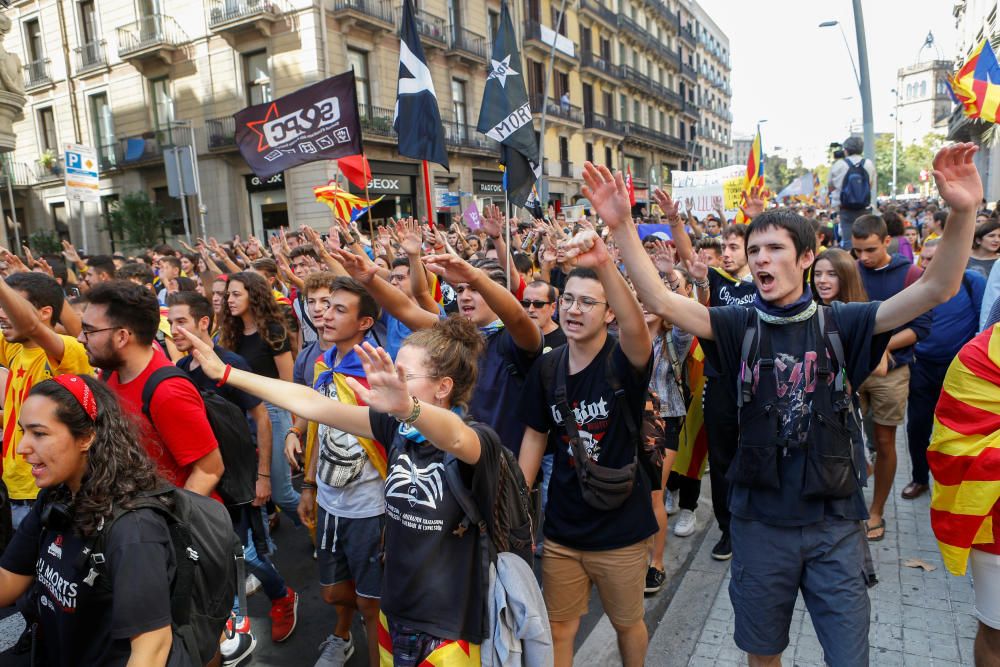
[650,430,980,666]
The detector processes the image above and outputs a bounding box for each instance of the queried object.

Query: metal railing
[117,133,166,163]
[584,111,624,135]
[622,121,686,152]
[531,93,582,124]
[358,103,396,138]
[209,0,280,27]
[443,121,500,154]
[96,143,118,172]
[580,50,621,78]
[206,117,236,149]
[116,14,187,57]
[449,27,487,59]
[679,25,696,45]
[414,9,447,44]
[75,41,106,71]
[330,0,394,24]
[0,161,35,188]
[523,19,576,58]
[578,0,617,25]
[681,62,697,79]
[34,155,65,181]
[23,58,50,89]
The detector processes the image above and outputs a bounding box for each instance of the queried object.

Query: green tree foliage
[875,132,945,196]
[27,230,61,254]
[104,192,164,250]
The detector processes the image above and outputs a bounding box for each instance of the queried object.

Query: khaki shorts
[541,537,651,626]
[858,365,910,426]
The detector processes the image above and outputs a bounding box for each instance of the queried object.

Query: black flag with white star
[477,0,539,208]
[394,0,449,169]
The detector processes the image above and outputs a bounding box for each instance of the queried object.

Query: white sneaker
[315,632,355,667]
[245,574,262,597]
[673,509,697,537]
[664,489,680,516]
[221,630,256,666]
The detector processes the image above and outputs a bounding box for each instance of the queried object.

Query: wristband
[257,473,270,478]
[217,364,232,387]
[286,426,302,438]
[694,279,710,289]
[301,481,317,490]
[401,395,422,425]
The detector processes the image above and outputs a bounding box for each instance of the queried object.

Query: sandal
[866,519,886,542]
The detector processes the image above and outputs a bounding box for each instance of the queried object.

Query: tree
[104,192,165,250]
[28,230,61,254]
[875,132,944,196]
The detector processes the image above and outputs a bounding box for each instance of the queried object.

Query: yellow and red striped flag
[672,338,708,479]
[313,181,383,223]
[928,323,1000,576]
[734,128,765,225]
[949,39,1000,123]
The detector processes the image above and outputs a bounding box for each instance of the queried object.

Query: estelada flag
[235,71,363,179]
[950,38,1000,123]
[314,181,383,222]
[928,323,1000,576]
[734,127,765,224]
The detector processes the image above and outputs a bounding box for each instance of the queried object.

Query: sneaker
[673,509,697,537]
[644,566,666,595]
[711,532,732,561]
[315,633,355,667]
[270,587,299,642]
[245,574,262,597]
[664,489,680,516]
[221,630,256,666]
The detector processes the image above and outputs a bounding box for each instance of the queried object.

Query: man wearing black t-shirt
[600,145,982,667]
[519,247,654,667]
[522,280,567,353]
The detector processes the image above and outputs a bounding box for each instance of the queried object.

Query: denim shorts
[316,507,384,599]
[729,516,870,665]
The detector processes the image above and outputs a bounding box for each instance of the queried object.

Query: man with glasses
[522,280,566,352]
[518,244,655,667]
[0,271,93,528]
[78,280,223,497]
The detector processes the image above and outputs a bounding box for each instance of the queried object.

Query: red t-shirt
[105,348,219,490]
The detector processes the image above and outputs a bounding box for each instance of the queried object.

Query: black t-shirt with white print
[519,336,657,551]
[0,500,181,667]
[369,412,500,644]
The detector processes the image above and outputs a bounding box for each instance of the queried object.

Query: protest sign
[670,165,745,219]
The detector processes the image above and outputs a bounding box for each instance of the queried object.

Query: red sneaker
[225,613,251,637]
[270,587,299,642]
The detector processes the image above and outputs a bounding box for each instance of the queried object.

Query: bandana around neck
[479,319,504,337]
[753,286,817,325]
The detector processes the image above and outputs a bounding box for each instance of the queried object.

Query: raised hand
[176,326,228,379]
[344,342,412,418]
[331,248,378,284]
[395,218,423,256]
[651,240,675,274]
[34,256,54,277]
[581,162,632,229]
[739,184,767,220]
[422,253,479,285]
[932,142,982,213]
[652,189,681,220]
[60,239,81,264]
[481,204,504,238]
[560,230,611,269]
[684,251,710,283]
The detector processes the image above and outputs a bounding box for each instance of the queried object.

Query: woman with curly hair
[0,375,175,666]
[218,271,300,526]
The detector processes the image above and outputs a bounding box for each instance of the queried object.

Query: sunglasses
[520,299,551,309]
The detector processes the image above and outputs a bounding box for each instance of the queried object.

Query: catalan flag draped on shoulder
[305,336,389,479]
[734,128,765,224]
[928,323,1000,576]
[949,38,1000,123]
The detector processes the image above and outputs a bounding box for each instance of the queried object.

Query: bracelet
[217,364,232,387]
[401,395,422,425]
[694,279,710,289]
[286,426,302,438]
[301,481,317,490]
[257,473,270,478]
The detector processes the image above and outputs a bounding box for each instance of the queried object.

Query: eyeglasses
[559,294,607,312]
[404,373,439,381]
[80,326,120,341]
[520,299,551,309]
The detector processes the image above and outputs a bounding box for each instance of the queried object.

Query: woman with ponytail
[0,375,176,666]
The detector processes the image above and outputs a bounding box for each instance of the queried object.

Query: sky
[696,0,958,167]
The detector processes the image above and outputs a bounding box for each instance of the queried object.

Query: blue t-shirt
[294,338,327,387]
[468,328,539,456]
[701,302,890,527]
[916,270,985,363]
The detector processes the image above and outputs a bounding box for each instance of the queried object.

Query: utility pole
[891,88,899,200]
[536,0,570,207]
[852,0,875,205]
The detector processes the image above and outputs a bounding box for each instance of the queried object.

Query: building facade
[685,0,730,169]
[896,59,952,146]
[2,0,732,253]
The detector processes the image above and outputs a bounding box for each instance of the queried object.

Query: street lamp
[820,6,875,204]
[890,88,900,200]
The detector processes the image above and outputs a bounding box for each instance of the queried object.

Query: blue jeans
[266,401,301,524]
[233,506,287,618]
[906,357,952,485]
[837,208,870,250]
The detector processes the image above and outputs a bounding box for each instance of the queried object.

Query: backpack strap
[603,347,639,448]
[663,331,687,395]
[817,305,846,395]
[141,365,197,422]
[737,311,761,409]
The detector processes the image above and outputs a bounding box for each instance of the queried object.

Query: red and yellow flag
[949,39,1000,123]
[378,612,480,666]
[672,338,708,479]
[734,128,765,225]
[928,323,1000,575]
[314,181,383,223]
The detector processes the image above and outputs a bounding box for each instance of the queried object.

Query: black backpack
[442,421,534,565]
[839,158,872,210]
[142,366,258,507]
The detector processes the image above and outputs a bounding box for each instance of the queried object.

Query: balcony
[34,156,65,183]
[578,0,617,28]
[116,14,187,68]
[329,0,395,32]
[580,50,620,81]
[117,133,166,165]
[75,40,107,74]
[0,161,35,189]
[414,10,448,49]
[584,111,623,135]
[23,58,51,91]
[523,19,577,62]
[96,144,118,172]
[679,25,696,46]
[681,61,697,80]
[646,0,678,27]
[446,27,487,65]
[623,122,687,154]
[358,104,397,142]
[531,93,582,125]
[208,0,282,40]
[443,121,500,156]
[207,117,237,150]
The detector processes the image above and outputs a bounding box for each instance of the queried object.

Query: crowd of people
[0,139,995,667]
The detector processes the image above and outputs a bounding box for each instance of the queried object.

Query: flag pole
[363,152,376,244]
[422,160,435,229]
[504,189,511,291]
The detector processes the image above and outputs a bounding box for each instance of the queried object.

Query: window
[605,146,613,168]
[556,71,569,99]
[244,51,271,106]
[488,11,500,53]
[619,94,627,121]
[37,107,57,153]
[451,79,466,139]
[50,202,70,242]
[347,49,371,111]
[633,100,640,123]
[24,19,43,62]
[580,26,591,53]
[79,1,98,44]
[920,80,927,97]
[586,142,593,163]
[155,186,190,237]
[149,78,174,143]
[551,6,567,35]
[102,194,120,251]
[89,93,114,167]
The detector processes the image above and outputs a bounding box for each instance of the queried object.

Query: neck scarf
[479,319,504,338]
[753,286,817,325]
[313,334,375,391]
[398,406,466,443]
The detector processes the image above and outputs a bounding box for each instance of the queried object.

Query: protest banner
[670,165,745,219]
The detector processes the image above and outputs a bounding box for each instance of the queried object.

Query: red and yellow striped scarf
[929,323,1000,575]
